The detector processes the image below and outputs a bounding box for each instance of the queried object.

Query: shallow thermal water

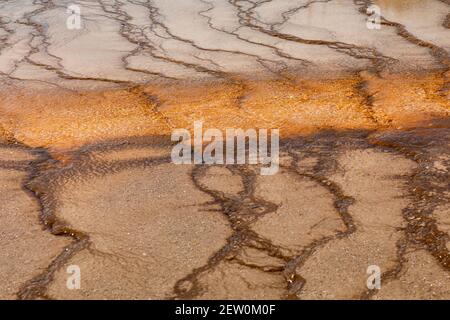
[0,0,449,301]
[0,0,447,88]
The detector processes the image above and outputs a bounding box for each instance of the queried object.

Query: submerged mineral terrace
[0,0,449,299]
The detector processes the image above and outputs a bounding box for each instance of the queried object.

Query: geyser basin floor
[0,0,448,300]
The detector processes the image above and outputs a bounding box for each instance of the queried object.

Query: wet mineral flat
[0,0,448,300]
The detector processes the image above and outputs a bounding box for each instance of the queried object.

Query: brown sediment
[171,164,282,299]
[437,0,450,28]
[0,141,70,299]
[0,62,448,300]
[16,147,90,300]
[372,249,450,299]
[281,135,359,298]
[360,123,450,299]
[0,0,448,300]
[0,121,444,300]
